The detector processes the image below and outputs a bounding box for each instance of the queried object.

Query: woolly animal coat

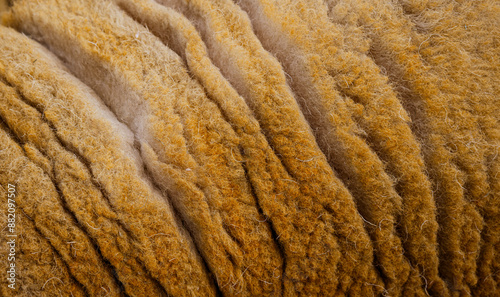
[0,0,498,296]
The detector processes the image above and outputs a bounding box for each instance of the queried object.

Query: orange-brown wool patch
[0,116,121,297]
[0,0,498,296]
[4,1,283,295]
[0,173,86,297]
[0,25,214,296]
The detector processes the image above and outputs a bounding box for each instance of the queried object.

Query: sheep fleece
[0,0,498,296]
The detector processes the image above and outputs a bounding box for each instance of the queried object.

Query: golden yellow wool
[0,26,214,296]
[4,0,284,295]
[139,0,388,295]
[0,0,498,296]
[325,0,499,295]
[0,172,86,297]
[407,2,500,295]
[236,0,454,295]
[0,116,122,296]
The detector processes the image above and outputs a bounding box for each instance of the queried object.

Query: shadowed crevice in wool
[0,182,89,297]
[0,81,165,297]
[0,122,119,297]
[0,189,87,297]
[18,210,92,297]
[0,74,141,248]
[40,166,129,297]
[382,66,479,295]
[130,139,222,297]
[368,50,480,296]
[237,145,286,294]
[3,1,283,295]
[157,73,283,294]
[475,157,500,294]
[118,0,302,196]
[115,2,289,291]
[448,2,500,293]
[0,89,123,297]
[345,1,489,293]
[401,2,500,293]
[0,80,172,297]
[149,0,315,188]
[220,221,246,252]
[132,152,232,297]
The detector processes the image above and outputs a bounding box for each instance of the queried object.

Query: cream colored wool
[0,26,214,296]
[0,174,86,297]
[4,1,284,295]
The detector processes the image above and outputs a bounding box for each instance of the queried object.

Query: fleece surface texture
[0,0,498,296]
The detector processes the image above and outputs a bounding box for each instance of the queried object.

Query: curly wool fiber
[0,0,498,296]
[4,1,284,295]
[0,26,214,296]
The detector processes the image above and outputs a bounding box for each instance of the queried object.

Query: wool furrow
[4,1,283,295]
[142,0,388,295]
[429,2,500,294]
[236,0,439,295]
[0,85,127,296]
[0,25,213,297]
[324,1,479,295]
[0,122,121,297]
[0,78,162,297]
[0,0,496,296]
[115,0,290,292]
[459,13,500,297]
[0,75,142,248]
[407,7,490,292]
[409,2,500,294]
[371,25,483,296]
[327,0,492,294]
[0,184,87,297]
[397,0,496,211]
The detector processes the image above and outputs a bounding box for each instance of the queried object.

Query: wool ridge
[0,25,214,297]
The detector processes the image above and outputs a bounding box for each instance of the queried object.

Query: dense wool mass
[136,0,392,295]
[4,1,285,295]
[237,0,445,295]
[0,0,498,296]
[0,123,118,297]
[325,1,499,295]
[118,0,384,296]
[0,165,87,297]
[0,26,214,296]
